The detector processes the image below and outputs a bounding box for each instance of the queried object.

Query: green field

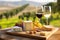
[0,13,60,29]
[50,20,60,27]
[0,17,19,29]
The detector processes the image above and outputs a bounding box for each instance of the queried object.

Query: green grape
[35,17,39,22]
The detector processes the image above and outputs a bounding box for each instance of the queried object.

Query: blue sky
[0,0,57,2]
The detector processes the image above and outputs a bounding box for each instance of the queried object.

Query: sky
[0,0,57,2]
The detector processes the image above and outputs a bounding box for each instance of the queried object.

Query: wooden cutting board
[5,28,59,40]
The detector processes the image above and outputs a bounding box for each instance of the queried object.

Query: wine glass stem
[46,18,49,25]
[39,18,40,22]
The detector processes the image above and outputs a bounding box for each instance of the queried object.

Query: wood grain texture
[6,32,46,40]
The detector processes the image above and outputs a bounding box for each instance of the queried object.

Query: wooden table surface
[0,28,59,40]
[47,28,60,40]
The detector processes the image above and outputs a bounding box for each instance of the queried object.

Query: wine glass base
[43,25,54,28]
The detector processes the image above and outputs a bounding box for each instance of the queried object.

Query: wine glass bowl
[43,6,51,25]
[36,6,43,19]
[44,6,51,18]
[36,13,43,18]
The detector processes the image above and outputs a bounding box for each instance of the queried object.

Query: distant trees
[45,1,60,14]
[18,11,36,21]
[45,1,60,19]
[23,12,30,20]
[3,12,10,19]
[0,14,3,19]
[18,15,24,20]
[0,4,29,19]
[45,2,57,13]
[57,0,60,13]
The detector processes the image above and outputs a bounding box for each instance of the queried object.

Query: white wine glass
[43,6,51,25]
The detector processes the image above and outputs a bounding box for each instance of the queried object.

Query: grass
[50,20,60,27]
[0,17,19,29]
[0,13,60,29]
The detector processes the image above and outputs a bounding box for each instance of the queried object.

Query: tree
[0,4,29,20]
[9,12,14,17]
[45,2,57,13]
[57,0,60,13]
[18,15,24,20]
[4,13,9,19]
[0,14,3,19]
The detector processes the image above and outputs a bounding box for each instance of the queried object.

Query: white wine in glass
[43,6,51,25]
[44,14,51,19]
